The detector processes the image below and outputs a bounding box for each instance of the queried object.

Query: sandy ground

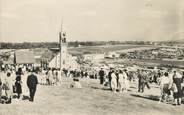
[0,77,183,115]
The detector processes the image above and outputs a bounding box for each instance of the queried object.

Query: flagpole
[59,20,63,69]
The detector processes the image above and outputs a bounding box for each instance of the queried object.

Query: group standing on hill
[0,64,184,106]
[0,66,39,104]
[98,67,184,106]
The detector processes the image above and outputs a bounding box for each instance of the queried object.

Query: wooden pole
[59,20,63,69]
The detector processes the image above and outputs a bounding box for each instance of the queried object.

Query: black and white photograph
[0,0,184,115]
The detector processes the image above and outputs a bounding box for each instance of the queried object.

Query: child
[70,78,82,88]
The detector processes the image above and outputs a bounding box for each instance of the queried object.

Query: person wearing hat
[15,68,23,99]
[108,68,113,89]
[99,68,105,85]
[27,69,38,102]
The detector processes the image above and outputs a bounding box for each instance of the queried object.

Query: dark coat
[137,73,144,83]
[99,70,105,77]
[27,73,38,88]
[15,75,22,94]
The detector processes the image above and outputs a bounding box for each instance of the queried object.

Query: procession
[0,63,184,106]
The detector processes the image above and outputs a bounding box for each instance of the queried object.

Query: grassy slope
[0,77,183,115]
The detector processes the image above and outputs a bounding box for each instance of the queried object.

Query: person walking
[159,72,172,103]
[3,72,13,104]
[21,70,30,99]
[15,68,23,99]
[137,69,144,92]
[108,68,113,89]
[46,68,52,85]
[99,68,105,85]
[142,70,150,92]
[111,70,117,93]
[118,69,129,93]
[55,69,62,86]
[172,71,183,105]
[27,69,38,102]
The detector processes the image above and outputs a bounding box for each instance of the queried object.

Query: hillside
[0,77,183,115]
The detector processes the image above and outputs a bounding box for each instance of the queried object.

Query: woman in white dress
[111,70,117,93]
[118,70,129,93]
[40,69,46,85]
[22,71,29,99]
[4,72,13,103]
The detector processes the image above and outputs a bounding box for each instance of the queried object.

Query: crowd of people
[98,67,184,106]
[0,64,75,104]
[99,68,129,93]
[0,66,39,104]
[0,64,184,106]
[158,70,184,105]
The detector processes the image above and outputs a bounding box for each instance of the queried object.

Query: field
[0,77,183,115]
[103,58,184,69]
[68,45,155,55]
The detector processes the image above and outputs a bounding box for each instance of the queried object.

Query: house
[14,50,35,65]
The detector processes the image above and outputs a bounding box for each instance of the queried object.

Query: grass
[103,58,184,69]
[68,45,155,55]
[0,77,183,115]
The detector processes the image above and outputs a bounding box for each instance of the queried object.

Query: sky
[0,0,183,42]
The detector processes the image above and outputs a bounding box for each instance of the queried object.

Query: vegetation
[0,40,184,49]
[0,41,161,49]
[0,42,59,49]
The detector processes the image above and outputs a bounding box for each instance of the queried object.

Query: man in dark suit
[137,69,144,92]
[99,68,105,84]
[27,69,38,102]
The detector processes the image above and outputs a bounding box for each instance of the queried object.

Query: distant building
[104,52,120,59]
[14,50,35,65]
[48,30,79,69]
[49,52,79,69]
[84,54,104,61]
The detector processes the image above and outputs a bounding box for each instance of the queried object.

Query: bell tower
[59,22,68,69]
